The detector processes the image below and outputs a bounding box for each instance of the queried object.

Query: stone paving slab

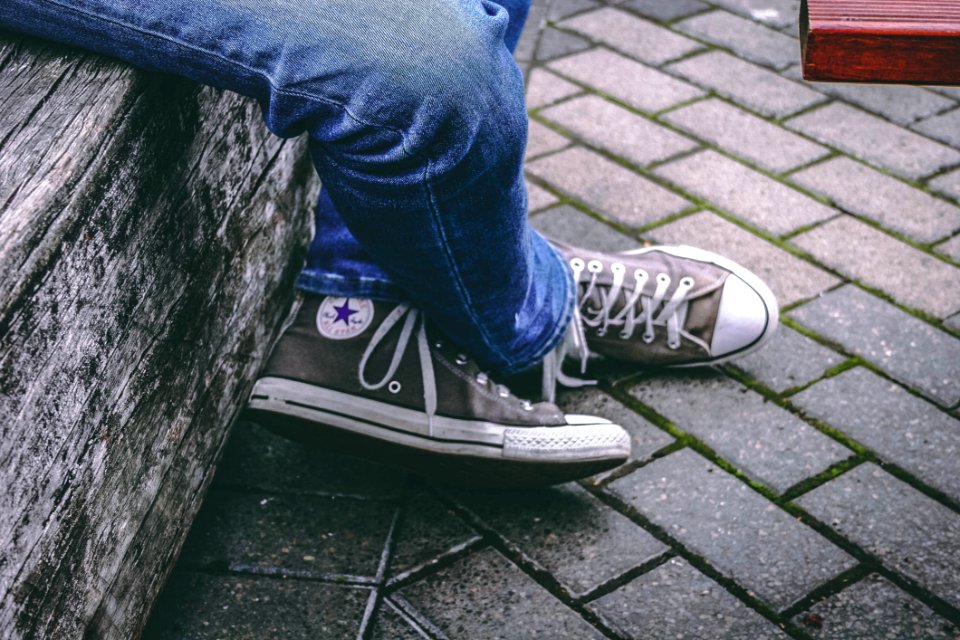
[789,285,960,407]
[665,50,825,118]
[789,215,960,318]
[663,98,829,173]
[620,0,708,22]
[547,0,599,21]
[589,557,791,639]
[647,211,841,305]
[729,325,845,393]
[792,573,959,639]
[786,103,960,179]
[548,48,706,113]
[675,10,798,69]
[526,146,690,227]
[608,448,856,610]
[790,367,960,503]
[654,149,836,235]
[525,67,582,110]
[530,204,638,251]
[912,107,960,148]
[177,489,396,579]
[707,0,799,29]
[559,7,703,65]
[371,599,428,640]
[454,483,669,597]
[526,179,559,211]
[540,94,697,167]
[793,75,956,126]
[935,234,960,262]
[526,118,571,159]
[389,493,480,578]
[627,371,851,493]
[144,572,370,640]
[929,168,960,202]
[535,27,591,62]
[395,548,607,639]
[789,156,960,243]
[795,463,960,610]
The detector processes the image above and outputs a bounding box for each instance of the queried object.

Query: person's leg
[1,0,572,377]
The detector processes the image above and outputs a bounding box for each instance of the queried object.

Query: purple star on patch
[333,300,359,325]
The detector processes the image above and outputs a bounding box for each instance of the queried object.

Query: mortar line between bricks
[584,484,815,640]
[781,503,960,624]
[377,596,436,640]
[725,356,860,399]
[387,594,453,640]
[778,564,874,621]
[574,551,676,604]
[544,23,710,71]
[718,364,960,515]
[356,589,380,640]
[586,440,688,489]
[436,493,630,640]
[383,537,486,592]
[356,499,405,640]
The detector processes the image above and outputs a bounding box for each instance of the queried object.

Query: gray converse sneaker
[550,239,778,373]
[246,295,631,486]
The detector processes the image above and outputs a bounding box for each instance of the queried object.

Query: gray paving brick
[559,7,702,64]
[590,557,790,639]
[947,313,960,331]
[790,157,960,243]
[798,80,955,126]
[547,0,601,21]
[144,573,369,640]
[535,27,592,62]
[791,367,960,503]
[796,575,960,639]
[731,325,844,393]
[525,68,582,110]
[666,50,824,118]
[526,180,559,211]
[526,146,689,227]
[372,600,428,640]
[178,490,395,578]
[913,107,960,148]
[530,204,638,252]
[390,493,479,577]
[628,372,851,493]
[608,449,856,610]
[214,421,404,499]
[548,48,705,113]
[526,119,570,159]
[456,484,668,596]
[796,463,960,610]
[707,0,799,28]
[647,211,841,305]
[663,99,829,173]
[540,94,697,166]
[931,86,960,101]
[786,103,960,179]
[397,548,606,639]
[934,234,960,261]
[514,2,544,65]
[790,216,960,318]
[676,10,798,69]
[620,0,708,22]
[556,387,674,472]
[654,150,836,234]
[929,167,960,202]
[788,285,960,407]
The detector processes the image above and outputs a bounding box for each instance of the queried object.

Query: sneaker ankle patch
[316,297,375,340]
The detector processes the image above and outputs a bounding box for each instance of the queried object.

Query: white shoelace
[357,303,530,432]
[541,257,696,403]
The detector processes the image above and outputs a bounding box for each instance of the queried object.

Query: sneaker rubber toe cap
[710,273,778,358]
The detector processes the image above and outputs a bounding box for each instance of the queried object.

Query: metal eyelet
[388,381,402,394]
[497,386,511,398]
[476,372,489,385]
[657,273,670,285]
[667,339,681,350]
[455,354,469,366]
[611,262,625,274]
[434,340,444,349]
[642,331,655,344]
[570,257,585,270]
[680,276,695,288]
[596,328,607,337]
[521,400,534,411]
[587,259,603,273]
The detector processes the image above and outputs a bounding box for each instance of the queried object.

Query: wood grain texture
[0,33,317,639]
[801,0,960,84]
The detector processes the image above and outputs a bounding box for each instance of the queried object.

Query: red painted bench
[801,0,960,85]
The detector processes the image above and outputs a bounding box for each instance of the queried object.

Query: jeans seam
[34,0,413,154]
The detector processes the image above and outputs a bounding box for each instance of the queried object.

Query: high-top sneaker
[246,295,631,487]
[550,240,778,372]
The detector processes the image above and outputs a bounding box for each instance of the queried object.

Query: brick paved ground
[144,0,960,637]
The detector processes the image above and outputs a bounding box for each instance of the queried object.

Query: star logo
[333,300,358,325]
[316,297,374,340]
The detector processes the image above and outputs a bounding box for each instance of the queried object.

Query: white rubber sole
[622,244,780,367]
[249,377,631,463]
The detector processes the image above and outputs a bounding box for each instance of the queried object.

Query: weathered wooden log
[0,32,317,639]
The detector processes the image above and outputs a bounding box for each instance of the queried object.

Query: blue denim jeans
[2,0,574,375]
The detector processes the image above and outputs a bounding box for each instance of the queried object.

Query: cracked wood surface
[0,33,317,639]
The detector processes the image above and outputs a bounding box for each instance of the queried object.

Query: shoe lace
[357,303,530,433]
[541,257,695,403]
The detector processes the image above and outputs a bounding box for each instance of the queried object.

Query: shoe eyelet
[521,400,534,411]
[611,262,625,274]
[657,273,670,285]
[588,260,603,273]
[570,257,584,270]
[596,328,607,337]
[434,340,444,349]
[388,381,402,394]
[668,340,681,350]
[620,330,632,340]
[642,331,655,344]
[455,354,469,365]
[497,385,510,398]
[476,372,488,385]
[680,276,695,288]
